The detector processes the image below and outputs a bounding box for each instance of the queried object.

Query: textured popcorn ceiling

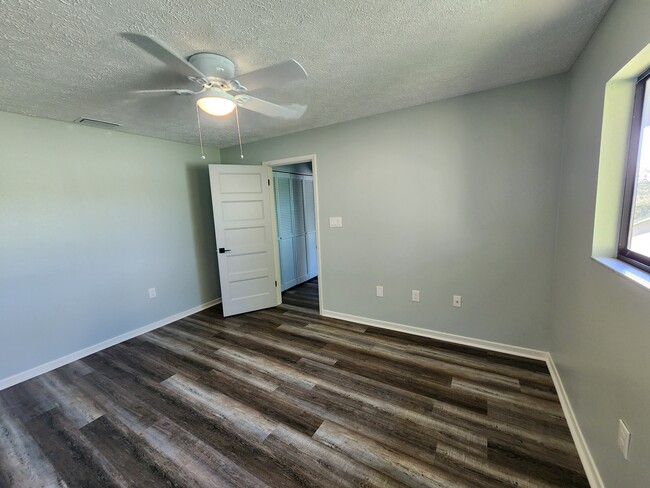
[0,0,612,148]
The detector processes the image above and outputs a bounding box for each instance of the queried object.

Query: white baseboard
[0,298,222,391]
[546,356,604,488]
[321,309,549,360]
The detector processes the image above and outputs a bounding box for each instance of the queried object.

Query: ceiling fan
[121,33,308,120]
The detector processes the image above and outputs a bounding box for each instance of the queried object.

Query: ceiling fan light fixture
[196,92,237,116]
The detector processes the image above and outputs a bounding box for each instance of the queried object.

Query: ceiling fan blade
[120,33,208,83]
[134,88,200,95]
[235,95,307,119]
[231,59,307,92]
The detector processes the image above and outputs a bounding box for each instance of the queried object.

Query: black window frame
[618,69,650,274]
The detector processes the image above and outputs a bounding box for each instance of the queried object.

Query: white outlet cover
[412,290,420,302]
[148,287,157,298]
[376,285,384,297]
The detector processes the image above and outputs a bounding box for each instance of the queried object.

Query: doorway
[264,154,322,314]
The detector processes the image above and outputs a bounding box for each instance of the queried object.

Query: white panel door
[291,176,309,283]
[278,238,297,291]
[209,164,280,317]
[303,177,318,279]
[306,232,318,279]
[294,234,309,282]
[274,173,296,291]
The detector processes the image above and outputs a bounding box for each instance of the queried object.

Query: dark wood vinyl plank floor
[0,302,589,487]
[282,277,319,311]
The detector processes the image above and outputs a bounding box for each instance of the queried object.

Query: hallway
[281,277,319,311]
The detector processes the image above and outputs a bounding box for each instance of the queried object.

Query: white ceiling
[0,0,613,148]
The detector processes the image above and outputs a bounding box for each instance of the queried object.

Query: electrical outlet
[618,419,631,460]
[453,295,461,307]
[412,290,420,302]
[376,285,384,297]
[148,287,157,299]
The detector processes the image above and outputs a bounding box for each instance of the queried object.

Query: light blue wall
[222,75,567,350]
[550,0,650,485]
[0,111,221,381]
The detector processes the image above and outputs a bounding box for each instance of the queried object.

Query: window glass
[629,78,650,259]
[620,75,650,272]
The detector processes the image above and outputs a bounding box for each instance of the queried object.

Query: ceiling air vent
[74,117,121,129]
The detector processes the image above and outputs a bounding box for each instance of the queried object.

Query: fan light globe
[197,94,236,116]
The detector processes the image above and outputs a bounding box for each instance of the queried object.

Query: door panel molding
[209,164,281,316]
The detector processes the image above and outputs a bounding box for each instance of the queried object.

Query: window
[619,71,650,273]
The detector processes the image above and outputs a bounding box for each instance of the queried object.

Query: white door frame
[263,154,323,315]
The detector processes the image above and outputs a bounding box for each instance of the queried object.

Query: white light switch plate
[329,217,343,228]
[618,419,631,460]
[148,287,157,298]
[412,290,420,302]
[376,285,384,297]
[453,295,461,307]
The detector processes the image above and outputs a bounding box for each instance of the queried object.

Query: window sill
[592,257,650,293]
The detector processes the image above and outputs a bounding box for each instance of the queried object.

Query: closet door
[274,173,296,291]
[291,175,309,284]
[303,176,318,279]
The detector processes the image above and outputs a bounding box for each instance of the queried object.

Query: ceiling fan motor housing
[188,53,236,83]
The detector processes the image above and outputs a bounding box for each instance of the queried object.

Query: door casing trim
[263,154,323,315]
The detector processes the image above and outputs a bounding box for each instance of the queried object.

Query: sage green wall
[0,111,221,381]
[222,75,567,349]
[551,0,650,485]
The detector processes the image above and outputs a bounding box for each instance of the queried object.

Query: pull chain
[195,104,206,160]
[235,105,244,159]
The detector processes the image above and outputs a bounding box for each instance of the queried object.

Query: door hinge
[275,280,278,287]
[268,179,271,186]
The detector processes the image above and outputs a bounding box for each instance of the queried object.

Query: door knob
[218,248,231,253]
